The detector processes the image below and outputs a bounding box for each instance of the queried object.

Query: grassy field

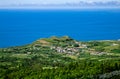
[0,36,120,79]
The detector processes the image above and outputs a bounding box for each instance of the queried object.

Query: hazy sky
[0,0,120,5]
[0,0,120,8]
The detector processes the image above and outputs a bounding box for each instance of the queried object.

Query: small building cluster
[51,46,81,54]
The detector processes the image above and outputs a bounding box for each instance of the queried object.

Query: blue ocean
[0,9,120,47]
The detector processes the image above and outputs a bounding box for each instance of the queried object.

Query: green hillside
[0,36,120,79]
